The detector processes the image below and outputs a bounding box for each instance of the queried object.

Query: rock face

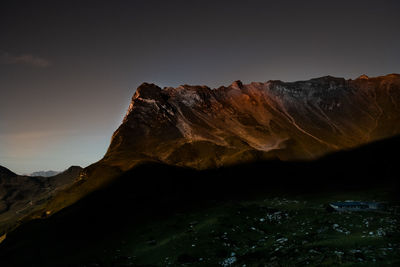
[104,74,400,170]
[36,73,400,223]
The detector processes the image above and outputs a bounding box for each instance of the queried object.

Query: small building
[329,201,384,212]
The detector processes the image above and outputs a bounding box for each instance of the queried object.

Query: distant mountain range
[1,73,400,239]
[28,170,60,177]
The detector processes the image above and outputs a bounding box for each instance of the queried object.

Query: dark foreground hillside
[0,136,400,266]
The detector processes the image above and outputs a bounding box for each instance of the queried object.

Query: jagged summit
[133,83,162,100]
[231,80,244,89]
[308,75,346,83]
[358,74,369,80]
[109,74,400,171]
[129,74,381,104]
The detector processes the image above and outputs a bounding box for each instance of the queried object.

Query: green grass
[79,191,400,266]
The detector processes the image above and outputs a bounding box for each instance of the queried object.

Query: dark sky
[1,0,399,174]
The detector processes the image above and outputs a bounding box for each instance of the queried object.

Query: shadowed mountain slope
[0,134,399,266]
[0,166,83,235]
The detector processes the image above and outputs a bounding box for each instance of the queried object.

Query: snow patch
[179,90,201,107]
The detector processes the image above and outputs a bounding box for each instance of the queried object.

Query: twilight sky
[1,0,399,174]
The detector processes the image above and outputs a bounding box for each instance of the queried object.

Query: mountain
[0,166,83,235]
[29,170,60,177]
[3,74,397,231]
[36,74,400,219]
[1,74,400,264]
[1,135,399,266]
[106,73,400,169]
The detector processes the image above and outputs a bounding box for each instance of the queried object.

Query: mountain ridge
[12,73,400,235]
[1,133,399,266]
[105,73,400,171]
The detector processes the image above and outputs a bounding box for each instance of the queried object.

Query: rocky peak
[357,74,369,80]
[133,83,162,100]
[307,76,346,85]
[123,83,166,119]
[231,80,244,90]
[107,73,400,170]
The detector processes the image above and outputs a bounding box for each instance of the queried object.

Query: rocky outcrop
[104,74,400,170]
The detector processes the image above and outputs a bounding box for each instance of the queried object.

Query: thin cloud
[0,51,52,67]
[0,129,77,158]
[1,129,77,140]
